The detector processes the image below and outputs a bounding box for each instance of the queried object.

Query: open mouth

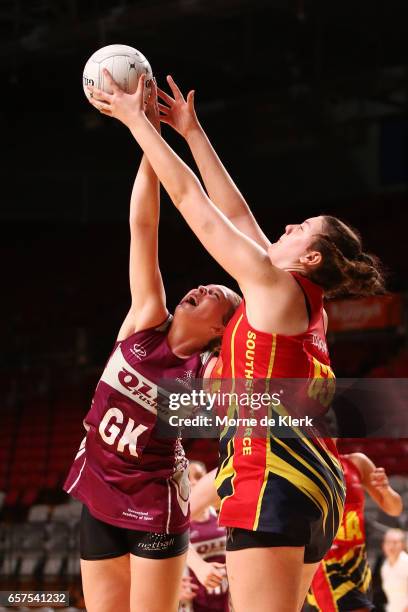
[185,295,198,307]
[181,289,203,307]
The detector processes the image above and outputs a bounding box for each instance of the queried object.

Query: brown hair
[308,216,386,298]
[206,289,242,353]
[222,290,242,326]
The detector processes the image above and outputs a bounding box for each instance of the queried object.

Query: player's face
[176,284,234,330]
[267,216,325,268]
[189,463,206,488]
[383,532,406,558]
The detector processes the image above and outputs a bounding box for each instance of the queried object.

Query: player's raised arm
[89,72,277,294]
[158,76,271,252]
[117,81,167,340]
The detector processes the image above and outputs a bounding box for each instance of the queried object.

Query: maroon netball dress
[64,316,211,534]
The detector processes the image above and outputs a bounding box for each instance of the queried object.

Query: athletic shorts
[306,589,374,612]
[80,505,189,560]
[226,527,321,564]
[217,436,345,564]
[306,545,374,611]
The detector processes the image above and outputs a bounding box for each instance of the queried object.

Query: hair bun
[357,252,373,265]
[308,216,386,297]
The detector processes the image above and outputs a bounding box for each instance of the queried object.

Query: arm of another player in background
[187,544,226,589]
[179,575,199,604]
[190,468,220,519]
[117,80,168,340]
[158,76,271,251]
[90,72,276,293]
[348,452,403,516]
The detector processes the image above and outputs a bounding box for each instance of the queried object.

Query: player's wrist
[196,560,211,580]
[197,559,209,573]
[146,112,161,133]
[128,109,149,131]
[184,120,203,143]
[188,555,204,574]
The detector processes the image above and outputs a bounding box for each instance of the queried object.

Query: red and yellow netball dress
[307,455,373,611]
[214,272,345,562]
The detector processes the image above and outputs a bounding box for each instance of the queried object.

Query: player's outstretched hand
[195,560,226,589]
[179,575,199,602]
[158,75,199,139]
[145,78,160,133]
[87,69,147,127]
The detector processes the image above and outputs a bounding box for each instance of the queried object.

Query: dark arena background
[1,1,407,610]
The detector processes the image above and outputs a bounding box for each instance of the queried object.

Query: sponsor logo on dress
[100,345,159,414]
[130,343,147,360]
[311,334,328,355]
[121,508,153,521]
[137,533,176,551]
[175,370,194,388]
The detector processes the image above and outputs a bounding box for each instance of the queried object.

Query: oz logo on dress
[130,343,147,360]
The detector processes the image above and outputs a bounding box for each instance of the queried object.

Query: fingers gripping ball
[82,44,153,104]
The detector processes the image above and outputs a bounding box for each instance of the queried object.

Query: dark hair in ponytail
[307,216,386,298]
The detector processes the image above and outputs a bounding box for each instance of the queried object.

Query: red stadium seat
[20,487,40,507]
[4,489,20,506]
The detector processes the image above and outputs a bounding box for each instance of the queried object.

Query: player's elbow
[171,191,184,209]
[386,507,403,517]
[170,177,203,211]
[390,501,403,516]
[129,215,157,230]
[172,184,193,209]
[383,496,403,517]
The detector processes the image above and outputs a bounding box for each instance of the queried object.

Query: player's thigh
[129,552,187,612]
[81,554,131,612]
[226,546,305,612]
[297,562,319,611]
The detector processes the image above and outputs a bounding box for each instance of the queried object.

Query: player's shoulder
[154,313,173,332]
[117,312,172,343]
[344,452,374,479]
[129,313,173,339]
